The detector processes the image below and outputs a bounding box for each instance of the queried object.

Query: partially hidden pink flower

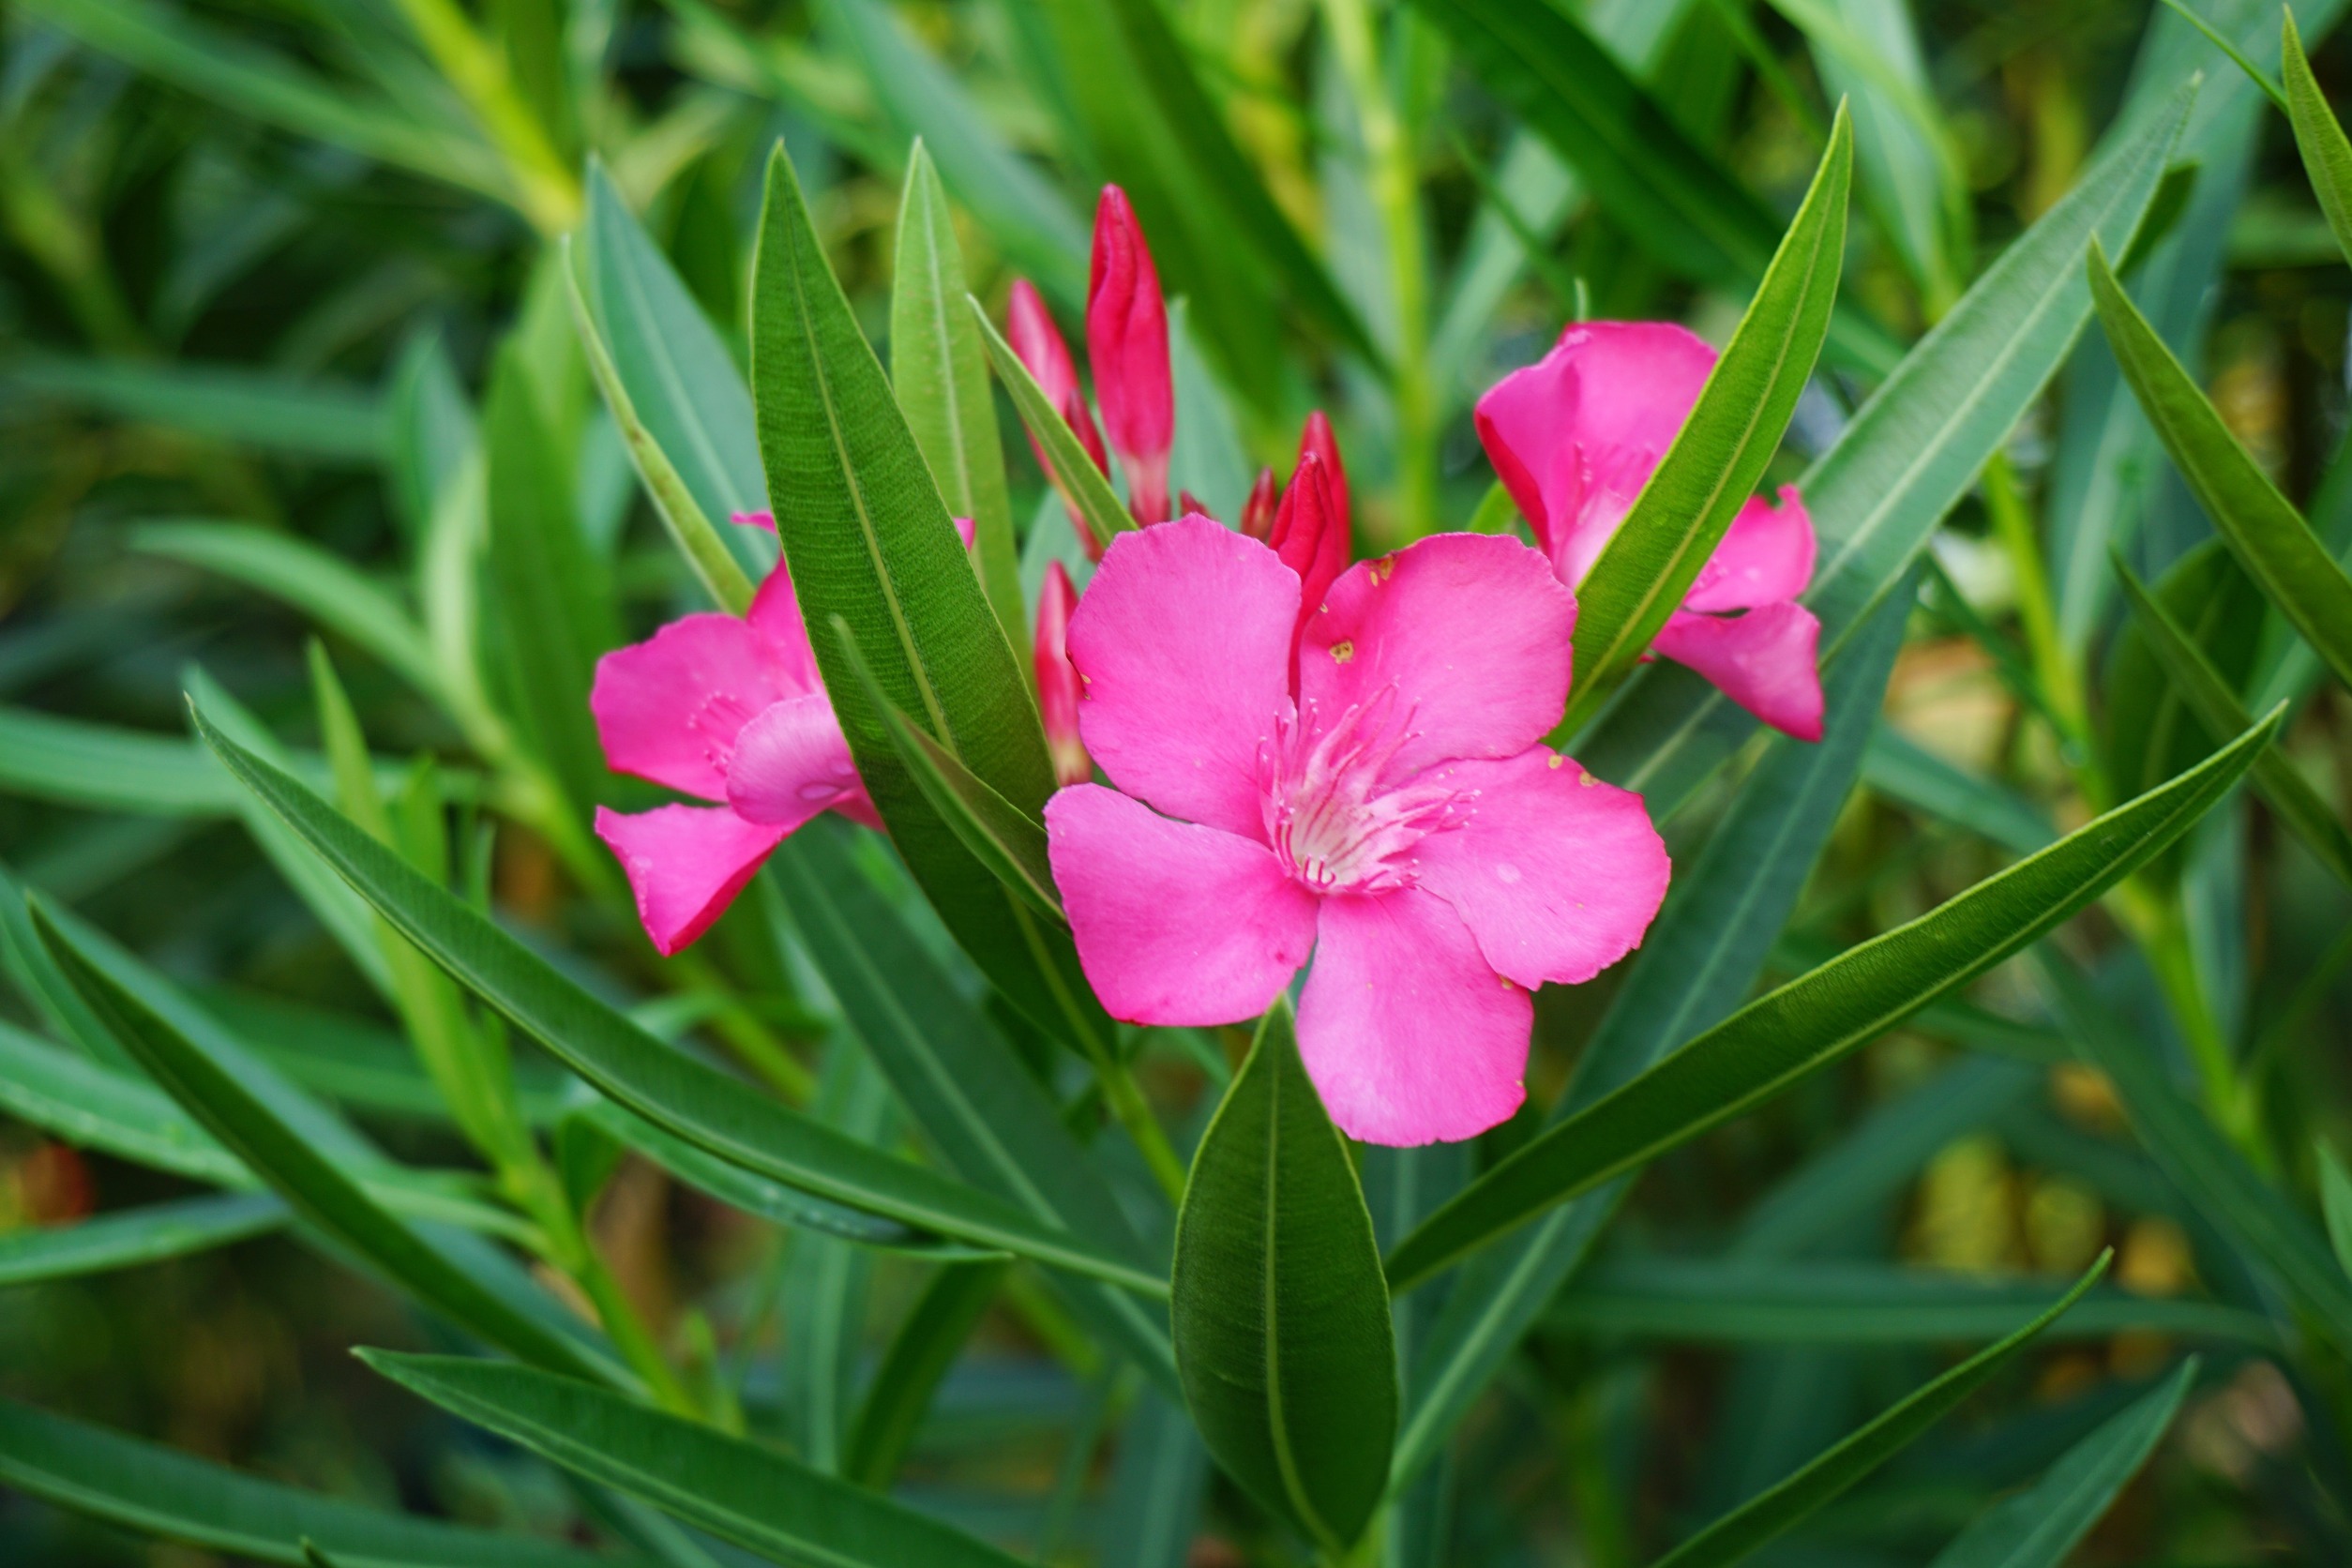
[1009,280,1107,560]
[1035,561,1090,787]
[1086,187,1172,525]
[1239,466,1277,542]
[1474,321,1825,742]
[591,512,975,955]
[1044,517,1670,1146]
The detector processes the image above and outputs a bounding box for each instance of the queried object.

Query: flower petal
[1046,784,1318,1025]
[1297,889,1530,1146]
[1066,517,1297,839]
[595,805,785,956]
[744,555,822,686]
[1412,747,1669,988]
[1682,486,1815,613]
[723,692,871,831]
[590,613,798,800]
[1473,321,1716,583]
[1296,533,1576,780]
[1650,603,1825,742]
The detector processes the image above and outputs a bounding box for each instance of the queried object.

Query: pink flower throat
[1259,689,1470,894]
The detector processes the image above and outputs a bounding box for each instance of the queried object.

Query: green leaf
[1578,82,2194,818]
[0,1192,285,1286]
[1800,0,1967,304]
[575,1097,1001,1260]
[2036,948,2352,1355]
[133,522,441,700]
[2091,239,2352,696]
[1409,0,1901,376]
[188,708,1162,1296]
[845,1258,1012,1487]
[1547,1259,2272,1348]
[1648,1258,2108,1568]
[571,164,767,611]
[482,342,620,810]
[761,829,1175,1381]
[1861,727,2057,856]
[3,353,385,461]
[384,329,476,544]
[817,0,1090,300]
[2322,1142,2352,1281]
[1924,1358,2196,1568]
[1387,702,2279,1294]
[1393,582,1912,1485]
[0,1395,639,1568]
[2285,8,2352,269]
[750,143,1117,1063]
[360,1351,1031,1568]
[1031,0,1379,380]
[971,297,1132,556]
[2113,551,2352,892]
[831,621,1061,921]
[889,142,1023,649]
[1560,105,1851,732]
[1170,999,1395,1555]
[32,903,619,1383]
[0,704,242,816]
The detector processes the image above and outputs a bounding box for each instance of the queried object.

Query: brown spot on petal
[1330,640,1354,664]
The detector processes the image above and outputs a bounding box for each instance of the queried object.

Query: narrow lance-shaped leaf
[30,903,623,1387]
[360,1351,1031,1568]
[1561,104,1851,733]
[1387,703,2280,1292]
[1924,1357,2197,1568]
[1170,999,1396,1556]
[188,705,1168,1299]
[0,1395,640,1568]
[749,142,1114,1061]
[0,1192,286,1287]
[2284,8,2352,270]
[831,619,1061,922]
[891,142,1024,650]
[972,296,1132,557]
[1651,1257,2109,1568]
[2090,238,2352,696]
[2112,550,2352,893]
[844,1259,1012,1488]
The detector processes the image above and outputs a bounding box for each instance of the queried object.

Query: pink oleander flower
[1043,517,1670,1146]
[1296,409,1351,538]
[592,512,972,955]
[1035,561,1090,787]
[1087,187,1173,524]
[1475,321,1826,742]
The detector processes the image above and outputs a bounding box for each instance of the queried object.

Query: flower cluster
[589,203,1820,1146]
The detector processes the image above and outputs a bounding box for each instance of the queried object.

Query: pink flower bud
[1035,562,1091,787]
[1060,389,1110,562]
[1268,451,1349,674]
[1179,490,1214,522]
[1009,279,1079,411]
[1298,411,1350,540]
[1239,467,1278,542]
[1086,187,1173,524]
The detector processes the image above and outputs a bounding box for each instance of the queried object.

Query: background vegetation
[7,0,2352,1563]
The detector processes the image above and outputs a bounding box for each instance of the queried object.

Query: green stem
[1097,1051,1188,1204]
[1321,0,1433,542]
[391,0,581,235]
[525,1168,700,1417]
[1983,451,2093,774]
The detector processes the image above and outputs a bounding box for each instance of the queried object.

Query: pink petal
[1047,784,1318,1025]
[1472,322,1716,585]
[722,692,871,831]
[1087,186,1173,520]
[1240,466,1278,542]
[1296,889,1531,1146]
[1412,747,1669,988]
[1296,533,1576,781]
[1650,603,1825,742]
[744,554,822,686]
[952,516,975,551]
[1682,486,1815,613]
[1008,279,1079,410]
[731,510,776,531]
[1066,518,1297,840]
[595,804,785,956]
[591,613,800,800]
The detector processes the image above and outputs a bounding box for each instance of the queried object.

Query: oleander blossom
[1044,517,1670,1146]
[1475,321,1826,741]
[591,513,971,955]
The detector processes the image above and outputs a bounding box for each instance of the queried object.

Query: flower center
[1260,689,1469,895]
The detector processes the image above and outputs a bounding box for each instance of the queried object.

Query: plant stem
[524,1166,700,1417]
[1097,1050,1189,1203]
[391,0,581,235]
[1983,450,2093,772]
[1321,0,1434,542]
